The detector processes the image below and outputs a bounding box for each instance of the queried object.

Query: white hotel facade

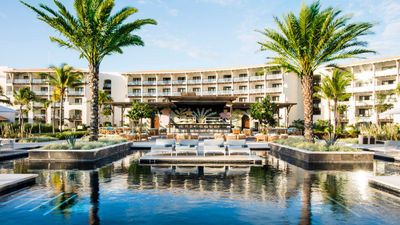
[0,56,399,129]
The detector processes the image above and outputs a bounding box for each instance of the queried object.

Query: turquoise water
[0,152,400,224]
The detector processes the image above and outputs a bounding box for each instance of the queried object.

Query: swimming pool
[0,152,400,225]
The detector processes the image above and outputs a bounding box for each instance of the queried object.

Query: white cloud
[197,0,247,6]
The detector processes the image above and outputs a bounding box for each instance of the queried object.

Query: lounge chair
[225,133,237,140]
[203,139,226,156]
[226,139,250,156]
[255,133,267,142]
[175,139,199,156]
[150,139,176,156]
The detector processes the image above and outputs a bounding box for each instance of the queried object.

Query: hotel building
[0,56,399,131]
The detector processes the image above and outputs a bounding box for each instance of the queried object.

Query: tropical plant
[12,87,39,137]
[250,96,278,127]
[192,108,217,122]
[98,90,113,125]
[126,102,157,133]
[39,64,84,132]
[336,104,348,127]
[375,91,394,125]
[51,90,61,133]
[314,74,334,133]
[257,1,374,141]
[22,0,157,141]
[0,86,10,104]
[66,134,77,148]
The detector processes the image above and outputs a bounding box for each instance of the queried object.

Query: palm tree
[314,77,334,131]
[257,1,374,141]
[12,87,39,137]
[22,0,157,141]
[51,90,61,133]
[39,64,84,132]
[98,90,113,126]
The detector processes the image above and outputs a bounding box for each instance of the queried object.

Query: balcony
[350,85,374,93]
[159,92,171,96]
[202,91,216,95]
[218,90,232,95]
[128,81,141,85]
[143,81,156,85]
[375,84,396,91]
[233,90,248,94]
[233,77,248,82]
[69,102,83,105]
[32,79,47,84]
[33,102,44,107]
[14,79,30,84]
[203,79,216,84]
[187,80,201,84]
[173,80,186,85]
[34,90,48,95]
[218,78,232,83]
[266,87,283,93]
[54,102,62,107]
[69,115,82,120]
[355,100,374,106]
[375,68,397,77]
[250,89,264,94]
[158,80,171,85]
[68,91,84,95]
[250,76,264,81]
[34,114,46,121]
[128,92,141,97]
[143,92,156,97]
[266,74,283,80]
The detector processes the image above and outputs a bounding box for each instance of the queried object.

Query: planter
[269,143,374,164]
[28,141,132,162]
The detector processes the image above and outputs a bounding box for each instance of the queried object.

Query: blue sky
[0,0,399,72]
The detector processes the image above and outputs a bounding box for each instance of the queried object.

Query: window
[133,89,140,93]
[359,95,371,101]
[239,73,247,78]
[223,86,231,91]
[271,70,280,75]
[272,96,280,101]
[178,77,185,81]
[239,86,247,90]
[40,87,48,91]
[255,97,263,102]
[255,85,263,89]
[148,77,156,81]
[358,108,371,117]
[163,77,171,81]
[239,97,247,102]
[272,83,282,88]
[75,87,83,92]
[208,87,216,91]
[162,88,170,93]
[24,76,29,79]
[133,78,141,82]
[40,109,46,114]
[223,75,231,78]
[382,80,395,85]
[148,88,155,93]
[193,76,201,80]
[148,99,156,103]
[193,88,200,92]
[178,88,186,93]
[207,76,216,80]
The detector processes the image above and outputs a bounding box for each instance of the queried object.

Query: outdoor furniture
[226,139,250,156]
[189,133,199,139]
[238,134,246,140]
[280,134,289,139]
[243,129,252,136]
[159,128,167,135]
[176,134,189,143]
[214,133,226,141]
[126,134,139,141]
[232,128,240,134]
[268,134,279,142]
[149,128,159,136]
[123,127,131,133]
[175,139,199,156]
[106,127,113,135]
[139,133,149,141]
[166,134,175,139]
[255,133,267,142]
[203,139,226,156]
[225,133,237,140]
[150,139,176,156]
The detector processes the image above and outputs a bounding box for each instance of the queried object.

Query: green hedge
[41,137,127,150]
[0,122,59,134]
[274,137,361,152]
[43,131,89,140]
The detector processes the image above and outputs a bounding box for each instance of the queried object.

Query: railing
[33,102,44,107]
[187,80,201,84]
[54,102,61,107]
[375,84,396,91]
[159,92,171,96]
[249,76,264,81]
[6,91,12,95]
[6,80,11,84]
[69,102,83,105]
[266,87,283,93]
[375,68,397,77]
[128,81,141,85]
[233,90,248,94]
[355,100,374,106]
[266,74,282,80]
[218,90,232,95]
[34,91,48,95]
[203,79,216,83]
[202,91,216,95]
[158,80,171,85]
[351,85,374,93]
[234,77,248,82]
[70,115,82,120]
[218,78,232,83]
[32,79,47,84]
[250,89,264,93]
[194,91,201,95]
[143,92,156,96]
[173,80,186,84]
[14,79,30,84]
[68,91,84,95]
[143,81,156,85]
[128,92,141,97]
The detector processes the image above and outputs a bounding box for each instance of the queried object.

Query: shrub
[19,136,59,143]
[337,138,358,144]
[274,137,361,152]
[41,137,127,150]
[43,131,89,140]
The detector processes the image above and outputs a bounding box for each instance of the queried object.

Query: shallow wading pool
[0,151,400,224]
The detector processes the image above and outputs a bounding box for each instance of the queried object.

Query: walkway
[0,174,38,194]
[369,176,400,197]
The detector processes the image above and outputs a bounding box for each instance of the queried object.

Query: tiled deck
[140,154,263,164]
[0,174,38,194]
[369,176,400,197]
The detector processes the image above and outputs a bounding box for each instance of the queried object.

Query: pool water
[0,152,400,225]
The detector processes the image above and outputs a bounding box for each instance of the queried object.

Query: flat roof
[339,56,400,67]
[5,68,88,73]
[123,65,268,75]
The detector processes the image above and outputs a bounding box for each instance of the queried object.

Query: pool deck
[0,140,67,161]
[140,154,263,164]
[339,143,400,162]
[369,176,400,197]
[0,174,38,194]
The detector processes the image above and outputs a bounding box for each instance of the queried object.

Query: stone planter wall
[269,143,374,163]
[28,142,132,162]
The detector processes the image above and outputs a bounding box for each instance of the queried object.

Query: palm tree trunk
[302,75,314,142]
[60,94,63,132]
[89,64,100,141]
[52,103,55,133]
[111,107,115,127]
[19,106,23,137]
[299,172,312,225]
[327,101,332,136]
[333,98,338,136]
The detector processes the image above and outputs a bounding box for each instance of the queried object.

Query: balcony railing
[14,79,30,84]
[218,78,232,83]
[70,115,82,120]
[158,80,171,85]
[266,74,283,80]
[202,91,216,95]
[68,91,84,95]
[218,90,232,95]
[34,91,48,95]
[33,102,44,107]
[250,89,264,94]
[356,100,374,106]
[351,85,374,93]
[375,84,396,91]
[32,79,47,84]
[128,92,141,97]
[187,80,201,84]
[250,76,264,81]
[234,77,248,82]
[143,81,156,85]
[6,91,12,95]
[203,79,216,83]
[128,81,141,85]
[375,68,397,77]
[143,92,156,96]
[159,92,171,96]
[173,80,186,84]
[103,83,111,88]
[266,87,283,93]
[233,90,248,94]
[69,102,83,105]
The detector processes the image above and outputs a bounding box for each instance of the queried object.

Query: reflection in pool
[0,152,400,224]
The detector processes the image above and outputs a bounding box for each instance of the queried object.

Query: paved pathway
[369,176,400,197]
[0,174,38,194]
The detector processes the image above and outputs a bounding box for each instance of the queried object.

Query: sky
[0,0,400,72]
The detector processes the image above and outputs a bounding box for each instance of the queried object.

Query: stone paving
[0,174,38,194]
[369,176,400,197]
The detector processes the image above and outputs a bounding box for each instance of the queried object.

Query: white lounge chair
[203,139,226,156]
[150,139,176,156]
[226,139,251,156]
[175,139,199,156]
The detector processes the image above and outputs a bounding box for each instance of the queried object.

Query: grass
[274,137,361,152]
[337,138,358,144]
[41,137,127,150]
[19,136,59,143]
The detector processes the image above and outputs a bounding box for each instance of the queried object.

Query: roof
[339,56,400,67]
[0,105,19,113]
[6,68,88,73]
[0,115,8,120]
[123,65,268,75]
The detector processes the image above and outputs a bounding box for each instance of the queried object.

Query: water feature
[0,151,399,224]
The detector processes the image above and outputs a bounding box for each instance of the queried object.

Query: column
[231,70,234,96]
[264,68,267,96]
[372,63,377,124]
[215,71,219,96]
[141,74,144,102]
[200,72,203,96]
[247,69,250,102]
[155,74,159,102]
[185,73,188,93]
[170,73,173,96]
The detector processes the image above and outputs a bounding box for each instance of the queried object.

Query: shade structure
[381,107,400,116]
[0,115,8,120]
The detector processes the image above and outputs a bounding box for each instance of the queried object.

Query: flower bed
[41,137,126,150]
[274,138,361,152]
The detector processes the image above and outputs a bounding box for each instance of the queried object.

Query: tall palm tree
[12,87,39,137]
[39,64,84,132]
[51,90,61,133]
[98,90,113,126]
[314,77,334,131]
[22,0,157,141]
[258,1,374,141]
